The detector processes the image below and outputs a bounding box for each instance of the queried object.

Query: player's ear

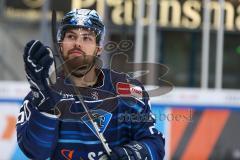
[59,43,63,52]
[96,47,102,56]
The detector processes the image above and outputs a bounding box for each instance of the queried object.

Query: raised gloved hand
[108,141,151,160]
[23,40,57,112]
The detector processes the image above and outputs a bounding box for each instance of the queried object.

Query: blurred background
[0,0,239,159]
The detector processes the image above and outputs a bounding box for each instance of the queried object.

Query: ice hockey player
[16,9,165,160]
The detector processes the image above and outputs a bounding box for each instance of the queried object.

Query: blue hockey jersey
[16,69,165,160]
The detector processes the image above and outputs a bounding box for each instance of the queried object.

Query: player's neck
[72,67,98,87]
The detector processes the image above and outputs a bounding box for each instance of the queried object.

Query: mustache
[67,47,86,55]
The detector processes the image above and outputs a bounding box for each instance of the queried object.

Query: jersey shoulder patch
[116,82,143,99]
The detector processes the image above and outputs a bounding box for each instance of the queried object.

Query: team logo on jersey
[92,112,105,128]
[116,82,143,99]
[82,109,112,137]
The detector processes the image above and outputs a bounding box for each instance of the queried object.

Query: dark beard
[63,54,96,78]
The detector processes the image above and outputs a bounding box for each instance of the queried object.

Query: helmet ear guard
[57,9,105,46]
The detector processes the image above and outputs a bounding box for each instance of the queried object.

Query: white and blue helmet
[57,9,105,46]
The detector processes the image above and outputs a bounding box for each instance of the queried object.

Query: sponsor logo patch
[116,82,143,99]
[61,149,74,160]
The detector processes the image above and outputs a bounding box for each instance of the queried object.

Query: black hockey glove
[23,40,57,112]
[108,141,151,160]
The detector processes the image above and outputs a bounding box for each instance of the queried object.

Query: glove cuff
[110,141,151,160]
[111,146,135,160]
[124,141,150,160]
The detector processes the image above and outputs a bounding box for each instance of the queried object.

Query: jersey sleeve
[126,80,165,160]
[131,89,165,160]
[16,93,59,159]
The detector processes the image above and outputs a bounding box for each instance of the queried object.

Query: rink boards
[0,82,239,159]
